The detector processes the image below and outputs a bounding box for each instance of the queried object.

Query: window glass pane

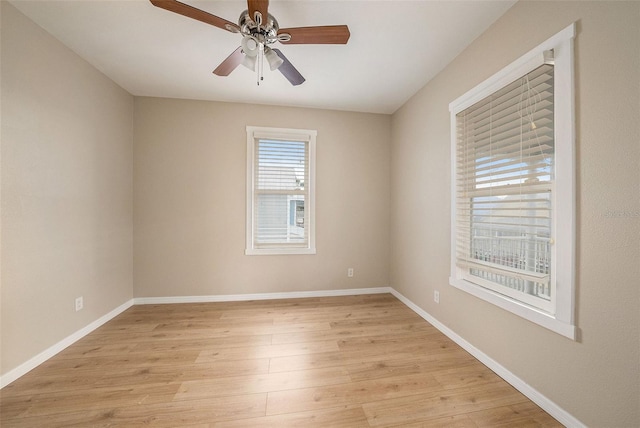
[254,138,308,248]
[255,194,306,244]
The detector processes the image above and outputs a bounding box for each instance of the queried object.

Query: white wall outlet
[347,268,354,278]
[75,296,84,312]
[434,290,440,304]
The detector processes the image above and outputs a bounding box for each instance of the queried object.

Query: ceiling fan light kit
[241,52,257,71]
[150,0,351,86]
[264,48,284,71]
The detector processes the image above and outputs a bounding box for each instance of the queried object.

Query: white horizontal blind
[455,63,555,313]
[254,138,309,248]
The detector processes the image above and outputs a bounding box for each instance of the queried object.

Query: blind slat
[254,138,309,247]
[454,63,555,309]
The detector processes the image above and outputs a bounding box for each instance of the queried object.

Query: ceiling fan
[149,0,351,86]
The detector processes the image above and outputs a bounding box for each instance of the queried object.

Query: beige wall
[390,1,640,426]
[3,1,639,425]
[133,98,390,297]
[1,3,134,374]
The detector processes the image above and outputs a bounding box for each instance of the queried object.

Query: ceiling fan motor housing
[238,10,279,45]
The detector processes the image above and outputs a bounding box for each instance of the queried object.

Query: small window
[449,24,576,339]
[246,126,316,255]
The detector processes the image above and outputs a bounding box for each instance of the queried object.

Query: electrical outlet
[75,296,83,312]
[347,268,354,278]
[434,290,440,304]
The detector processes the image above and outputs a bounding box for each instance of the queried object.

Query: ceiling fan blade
[247,0,269,25]
[150,0,240,33]
[272,49,305,86]
[213,47,244,76]
[277,25,350,44]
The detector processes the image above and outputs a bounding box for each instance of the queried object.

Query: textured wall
[390,1,640,426]
[1,3,134,375]
[133,97,390,298]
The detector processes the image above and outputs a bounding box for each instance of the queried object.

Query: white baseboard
[0,285,585,428]
[134,287,393,305]
[388,288,584,428]
[1,288,391,389]
[0,299,134,389]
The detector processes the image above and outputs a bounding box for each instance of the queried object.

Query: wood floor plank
[128,334,273,352]
[79,327,268,345]
[0,365,101,397]
[213,405,370,428]
[37,348,201,371]
[328,312,426,328]
[271,307,411,325]
[50,342,137,360]
[432,363,505,390]
[268,350,346,373]
[267,339,470,375]
[174,366,352,400]
[195,340,340,362]
[0,294,561,427]
[344,347,478,382]
[99,393,267,427]
[1,359,271,407]
[362,382,528,427]
[386,414,480,427]
[336,329,456,351]
[2,393,266,428]
[337,332,461,361]
[152,320,332,336]
[269,348,475,382]
[91,358,272,388]
[265,371,444,415]
[1,383,180,419]
[467,401,564,427]
[270,320,434,345]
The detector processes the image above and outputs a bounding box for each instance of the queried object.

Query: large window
[246,126,316,255]
[449,24,576,339]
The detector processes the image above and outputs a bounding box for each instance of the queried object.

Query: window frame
[448,24,576,339]
[245,126,317,256]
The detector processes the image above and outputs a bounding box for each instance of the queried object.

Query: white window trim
[448,23,577,339]
[245,126,317,256]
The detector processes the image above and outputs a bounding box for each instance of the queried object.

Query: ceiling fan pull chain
[257,43,264,85]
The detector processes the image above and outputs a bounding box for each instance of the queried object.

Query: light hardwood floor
[0,294,562,427]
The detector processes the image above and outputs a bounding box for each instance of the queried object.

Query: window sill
[449,277,577,340]
[245,248,317,256]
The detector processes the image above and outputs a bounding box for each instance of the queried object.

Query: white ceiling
[9,0,515,114]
